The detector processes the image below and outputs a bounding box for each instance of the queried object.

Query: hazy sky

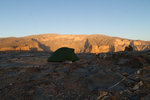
[0,0,150,40]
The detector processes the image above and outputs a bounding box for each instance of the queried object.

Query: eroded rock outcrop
[0,34,150,53]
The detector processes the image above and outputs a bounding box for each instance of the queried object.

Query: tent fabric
[47,47,79,62]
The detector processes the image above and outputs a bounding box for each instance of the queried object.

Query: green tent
[47,47,79,62]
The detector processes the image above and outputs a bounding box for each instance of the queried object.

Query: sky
[0,0,150,40]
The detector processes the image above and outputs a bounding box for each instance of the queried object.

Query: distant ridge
[0,33,150,53]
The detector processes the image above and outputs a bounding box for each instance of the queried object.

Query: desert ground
[0,51,150,100]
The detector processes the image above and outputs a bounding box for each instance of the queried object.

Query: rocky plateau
[0,50,150,100]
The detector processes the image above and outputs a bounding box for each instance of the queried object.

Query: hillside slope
[0,34,150,53]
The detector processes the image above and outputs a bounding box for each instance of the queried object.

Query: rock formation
[0,34,150,53]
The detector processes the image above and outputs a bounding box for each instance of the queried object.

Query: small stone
[97,90,108,100]
[133,81,143,90]
[137,69,142,74]
[122,72,129,77]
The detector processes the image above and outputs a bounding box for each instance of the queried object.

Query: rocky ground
[0,51,150,100]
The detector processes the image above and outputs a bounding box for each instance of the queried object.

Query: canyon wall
[0,34,150,53]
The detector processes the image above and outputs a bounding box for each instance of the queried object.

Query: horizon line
[0,33,149,41]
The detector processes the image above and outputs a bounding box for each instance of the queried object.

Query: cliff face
[0,34,150,53]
